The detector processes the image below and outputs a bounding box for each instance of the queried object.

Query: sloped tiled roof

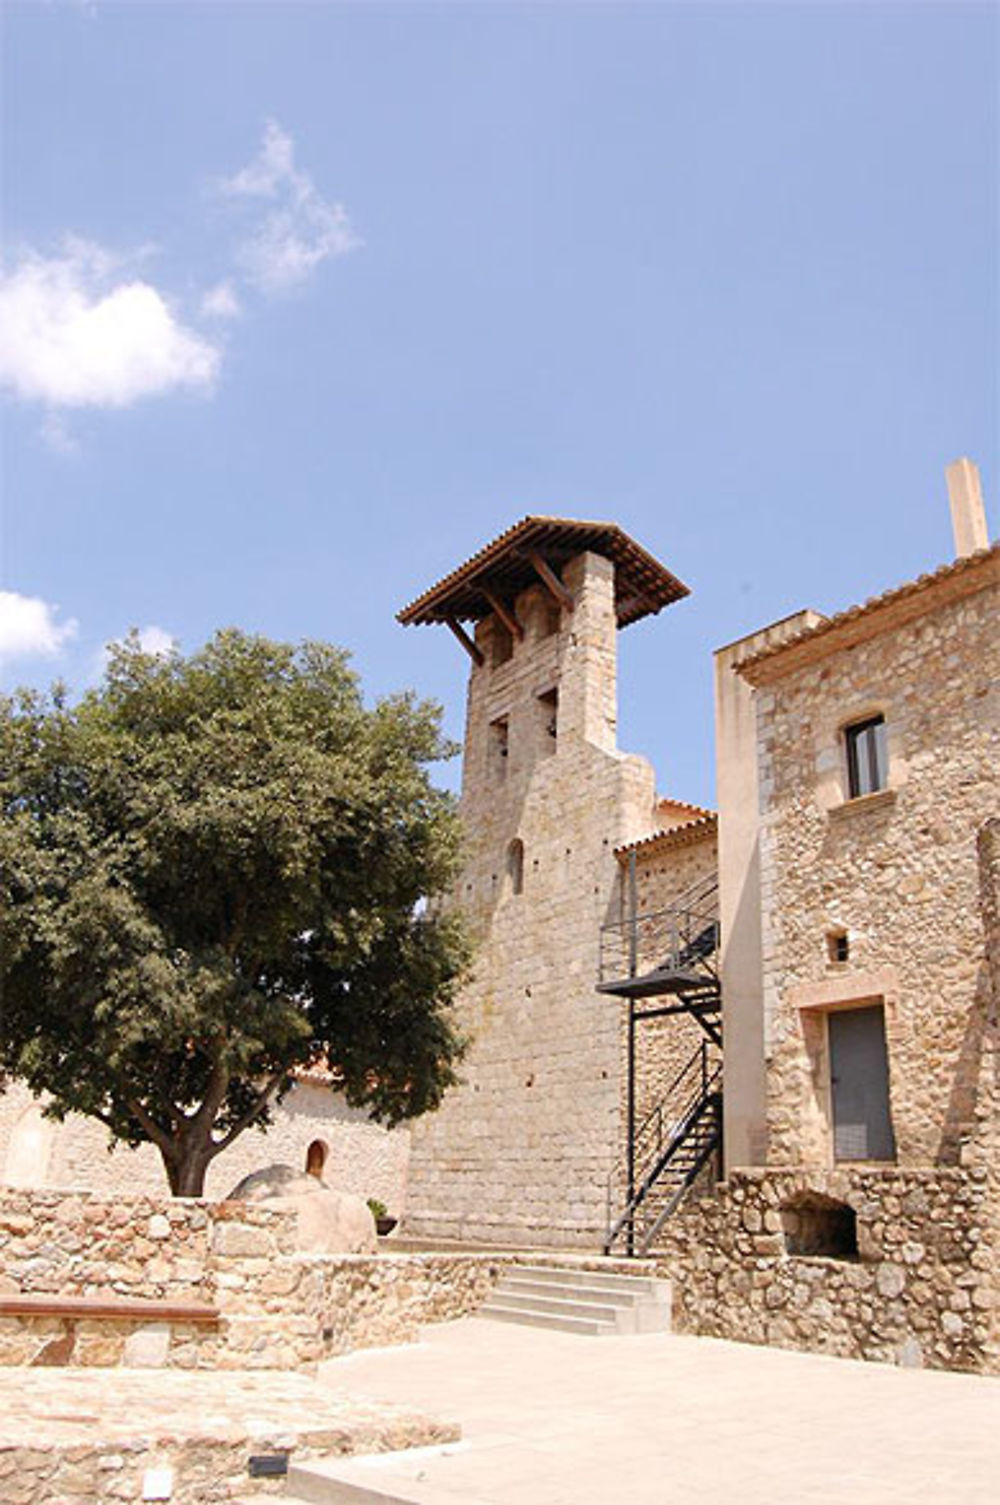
[615,812,718,859]
[398,516,688,629]
[736,544,998,683]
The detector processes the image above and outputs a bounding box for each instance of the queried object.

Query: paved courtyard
[318,1317,1000,1504]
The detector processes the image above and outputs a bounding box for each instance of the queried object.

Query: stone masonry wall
[974,818,1000,1167]
[0,1190,515,1370]
[751,575,998,1167]
[404,553,662,1247]
[0,1190,661,1372]
[656,1167,1000,1375]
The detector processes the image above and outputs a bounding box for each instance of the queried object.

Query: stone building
[719,458,998,1176]
[659,458,999,1373]
[0,1072,410,1210]
[1,459,996,1377]
[396,520,715,1247]
[393,460,998,1373]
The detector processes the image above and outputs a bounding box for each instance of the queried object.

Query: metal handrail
[636,1092,722,1255]
[599,874,720,988]
[604,1043,720,1248]
[604,1069,722,1255]
[604,1039,712,1204]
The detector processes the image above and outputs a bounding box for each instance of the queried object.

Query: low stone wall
[0,1190,295,1301]
[656,1166,1000,1375]
[0,1191,519,1370]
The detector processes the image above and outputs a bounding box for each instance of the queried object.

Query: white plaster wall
[0,1079,410,1212]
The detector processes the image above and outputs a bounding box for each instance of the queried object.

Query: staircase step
[478,1264,671,1336]
[482,1290,626,1323]
[498,1276,645,1307]
[475,1301,617,1336]
[504,1264,663,1296]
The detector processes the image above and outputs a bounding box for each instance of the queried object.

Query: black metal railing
[599,871,719,990]
[604,1039,722,1256]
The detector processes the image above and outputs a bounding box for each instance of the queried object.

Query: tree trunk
[152,1074,280,1197]
[161,1139,215,1198]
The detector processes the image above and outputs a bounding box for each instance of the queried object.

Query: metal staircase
[603,1042,721,1256]
[598,870,723,1255]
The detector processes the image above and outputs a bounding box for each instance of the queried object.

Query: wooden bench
[0,1294,219,1323]
[0,1294,221,1367]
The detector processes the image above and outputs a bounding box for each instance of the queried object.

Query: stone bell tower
[397,519,689,1246]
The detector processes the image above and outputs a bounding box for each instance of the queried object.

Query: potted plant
[367,1198,397,1237]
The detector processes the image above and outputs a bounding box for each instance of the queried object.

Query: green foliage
[366,1197,388,1221]
[0,630,469,1195]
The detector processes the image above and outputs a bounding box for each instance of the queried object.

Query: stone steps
[476,1262,671,1336]
[236,1443,468,1503]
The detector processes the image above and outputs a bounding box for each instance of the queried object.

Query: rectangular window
[845,715,887,798]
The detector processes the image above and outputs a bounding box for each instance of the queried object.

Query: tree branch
[124,1095,175,1158]
[210,1072,285,1156]
[192,1048,230,1137]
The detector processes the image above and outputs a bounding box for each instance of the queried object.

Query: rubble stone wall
[1,1191,618,1370]
[656,1167,1000,1375]
[750,575,999,1166]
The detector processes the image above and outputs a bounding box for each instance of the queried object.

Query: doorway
[828,1005,896,1161]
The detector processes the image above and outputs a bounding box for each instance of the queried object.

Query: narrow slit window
[506,838,525,896]
[537,687,558,755]
[489,717,509,781]
[827,930,850,964]
[845,715,887,798]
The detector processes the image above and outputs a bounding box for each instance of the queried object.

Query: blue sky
[2,1,997,807]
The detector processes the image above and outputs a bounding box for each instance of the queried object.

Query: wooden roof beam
[445,616,484,666]
[616,593,656,621]
[481,586,524,641]
[527,550,574,612]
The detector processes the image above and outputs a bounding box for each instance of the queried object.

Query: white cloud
[0,239,220,409]
[220,119,359,294]
[131,625,176,657]
[200,280,242,320]
[0,592,78,661]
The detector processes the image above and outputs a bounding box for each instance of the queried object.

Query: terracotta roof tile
[735,544,998,680]
[615,812,718,858]
[397,516,688,630]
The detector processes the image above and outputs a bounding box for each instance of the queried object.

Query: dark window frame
[845,715,887,798]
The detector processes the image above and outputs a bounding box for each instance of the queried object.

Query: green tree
[0,630,468,1196]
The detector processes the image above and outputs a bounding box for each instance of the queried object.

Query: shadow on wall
[4,1102,54,1189]
[939,822,1000,1165]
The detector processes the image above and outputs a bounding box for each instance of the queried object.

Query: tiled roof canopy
[615,813,718,859]
[398,516,689,630]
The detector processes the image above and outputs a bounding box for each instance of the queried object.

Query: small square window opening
[827,931,850,964]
